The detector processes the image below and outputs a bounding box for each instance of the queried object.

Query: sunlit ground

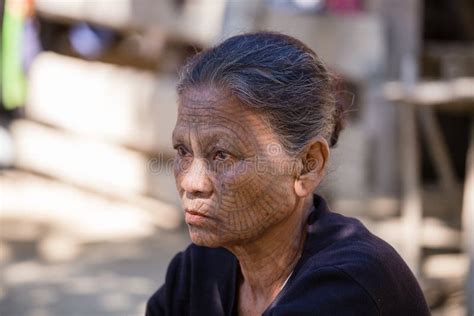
[0,215,190,316]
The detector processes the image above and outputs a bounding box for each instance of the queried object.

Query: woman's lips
[185,209,211,225]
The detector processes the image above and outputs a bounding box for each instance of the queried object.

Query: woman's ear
[294,137,329,197]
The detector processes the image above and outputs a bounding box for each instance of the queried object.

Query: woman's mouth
[185,209,211,225]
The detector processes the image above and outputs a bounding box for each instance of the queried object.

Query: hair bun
[329,75,352,147]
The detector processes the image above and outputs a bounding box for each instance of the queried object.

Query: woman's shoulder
[291,206,430,315]
[307,208,403,267]
[306,196,415,274]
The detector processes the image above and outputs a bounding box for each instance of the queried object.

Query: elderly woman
[146,32,430,316]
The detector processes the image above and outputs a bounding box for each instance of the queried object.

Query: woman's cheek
[218,161,272,219]
[219,160,258,194]
[227,160,294,216]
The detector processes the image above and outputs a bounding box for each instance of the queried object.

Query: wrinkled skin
[172,87,301,248]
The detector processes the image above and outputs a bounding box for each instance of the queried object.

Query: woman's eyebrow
[171,125,193,146]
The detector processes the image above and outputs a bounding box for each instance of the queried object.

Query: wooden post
[400,103,422,276]
[464,119,474,316]
[369,0,424,198]
[397,0,423,277]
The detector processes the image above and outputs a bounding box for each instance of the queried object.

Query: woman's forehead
[177,88,266,129]
[179,88,244,114]
[174,88,277,149]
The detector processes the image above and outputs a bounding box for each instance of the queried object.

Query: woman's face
[172,87,300,247]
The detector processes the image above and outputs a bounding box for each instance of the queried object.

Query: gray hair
[177,31,346,154]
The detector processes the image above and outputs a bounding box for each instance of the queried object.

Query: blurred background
[0,0,473,315]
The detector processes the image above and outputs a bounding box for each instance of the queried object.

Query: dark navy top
[146,195,430,315]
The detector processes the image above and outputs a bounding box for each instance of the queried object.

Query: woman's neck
[226,196,313,310]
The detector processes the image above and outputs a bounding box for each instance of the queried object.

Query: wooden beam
[384,78,474,109]
[10,120,179,205]
[0,170,181,241]
[34,0,227,47]
[463,119,474,315]
[26,52,178,156]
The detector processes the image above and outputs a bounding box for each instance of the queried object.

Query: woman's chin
[188,226,223,248]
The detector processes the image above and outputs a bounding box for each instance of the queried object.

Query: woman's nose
[180,158,213,198]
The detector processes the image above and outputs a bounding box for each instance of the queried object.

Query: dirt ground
[0,228,190,316]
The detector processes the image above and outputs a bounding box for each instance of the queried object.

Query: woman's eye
[176,145,188,157]
[214,150,230,161]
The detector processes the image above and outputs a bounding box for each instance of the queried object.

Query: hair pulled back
[177,31,347,153]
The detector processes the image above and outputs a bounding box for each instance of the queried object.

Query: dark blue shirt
[146,195,430,315]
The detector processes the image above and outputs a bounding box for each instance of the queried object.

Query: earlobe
[294,171,324,197]
[294,178,314,197]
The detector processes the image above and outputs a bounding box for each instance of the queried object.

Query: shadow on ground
[0,227,190,316]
